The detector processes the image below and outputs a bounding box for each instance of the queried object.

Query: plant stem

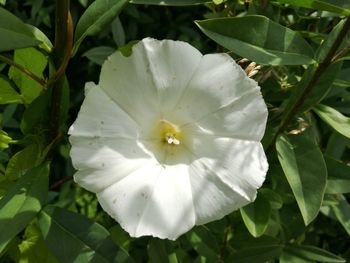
[269,16,350,149]
[49,176,73,190]
[0,54,47,87]
[50,0,73,145]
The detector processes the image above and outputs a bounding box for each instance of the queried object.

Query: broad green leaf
[0,130,13,151]
[275,0,350,15]
[0,7,40,52]
[280,252,310,263]
[26,24,53,53]
[82,46,115,65]
[240,195,271,237]
[228,236,282,263]
[5,144,40,181]
[0,77,22,104]
[9,48,47,104]
[20,89,50,135]
[38,206,134,263]
[313,104,350,138]
[276,132,327,225]
[188,227,219,262]
[18,223,59,263]
[0,164,49,253]
[73,0,128,56]
[195,16,315,65]
[130,0,210,5]
[315,19,345,62]
[148,239,178,263]
[325,156,350,194]
[260,188,283,210]
[111,17,125,47]
[321,195,350,235]
[284,244,345,262]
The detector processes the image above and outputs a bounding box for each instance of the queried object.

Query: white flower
[69,38,268,240]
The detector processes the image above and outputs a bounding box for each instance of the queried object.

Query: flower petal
[70,136,152,192]
[97,162,195,240]
[68,82,139,139]
[182,89,267,141]
[172,54,265,128]
[99,38,202,127]
[186,136,268,224]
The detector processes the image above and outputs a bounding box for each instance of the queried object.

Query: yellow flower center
[159,120,181,145]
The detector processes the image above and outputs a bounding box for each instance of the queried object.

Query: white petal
[182,90,268,141]
[97,162,195,240]
[172,54,264,126]
[187,136,268,224]
[70,136,152,192]
[140,38,202,114]
[68,83,138,139]
[99,38,202,127]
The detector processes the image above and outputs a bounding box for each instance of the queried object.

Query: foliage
[0,0,350,262]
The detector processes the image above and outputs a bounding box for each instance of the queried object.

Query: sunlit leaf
[0,164,49,253]
[9,48,47,104]
[313,104,350,138]
[196,16,315,65]
[275,0,350,15]
[284,244,345,262]
[240,194,271,237]
[0,77,22,104]
[276,132,327,225]
[0,7,40,52]
[38,206,134,263]
[73,0,128,55]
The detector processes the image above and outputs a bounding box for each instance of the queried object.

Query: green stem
[0,54,47,87]
[269,16,350,149]
[49,0,72,155]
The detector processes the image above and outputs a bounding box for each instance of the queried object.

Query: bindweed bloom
[69,38,268,240]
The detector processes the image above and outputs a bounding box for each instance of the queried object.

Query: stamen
[165,133,180,145]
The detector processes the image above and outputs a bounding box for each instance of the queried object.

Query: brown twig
[0,54,47,87]
[49,176,73,190]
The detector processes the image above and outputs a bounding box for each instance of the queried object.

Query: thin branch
[49,0,73,148]
[49,176,73,190]
[0,54,47,87]
[267,16,350,150]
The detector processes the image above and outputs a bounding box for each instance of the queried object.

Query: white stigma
[165,133,180,145]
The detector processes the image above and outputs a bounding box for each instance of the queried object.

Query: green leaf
[18,223,59,263]
[20,89,50,135]
[0,77,22,104]
[313,104,350,138]
[73,0,128,56]
[284,244,345,262]
[8,48,47,104]
[130,0,210,5]
[275,0,350,15]
[25,24,53,53]
[280,252,310,263]
[315,19,346,62]
[325,156,350,194]
[321,195,350,235]
[0,130,13,151]
[82,46,115,65]
[195,16,315,65]
[111,17,125,47]
[228,236,282,263]
[38,206,134,263]
[240,194,271,237]
[188,227,219,262]
[148,239,178,263]
[5,144,40,181]
[276,132,327,225]
[0,164,49,253]
[0,7,40,52]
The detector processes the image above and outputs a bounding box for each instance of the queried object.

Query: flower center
[160,120,181,145]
